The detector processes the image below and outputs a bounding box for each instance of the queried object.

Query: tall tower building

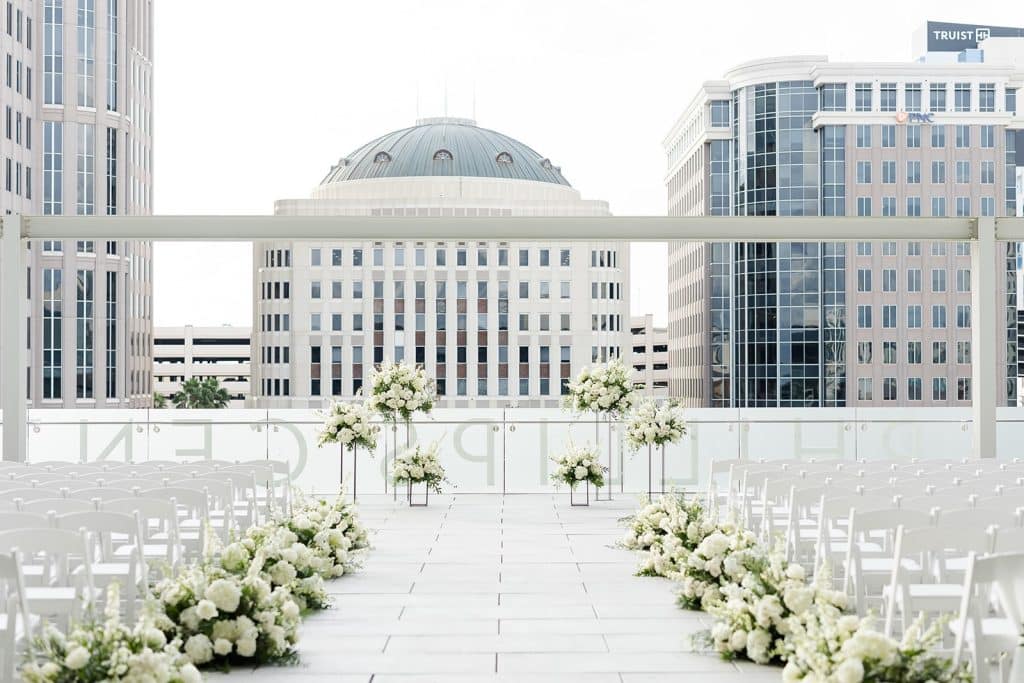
[664,23,1023,408]
[256,117,630,408]
[1,0,154,408]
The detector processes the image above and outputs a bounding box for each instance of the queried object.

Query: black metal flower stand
[593,414,613,502]
[339,443,361,500]
[407,479,429,507]
[570,480,591,507]
[646,444,667,499]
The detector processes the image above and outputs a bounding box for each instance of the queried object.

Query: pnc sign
[895,111,934,124]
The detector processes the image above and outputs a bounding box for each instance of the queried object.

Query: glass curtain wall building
[665,47,1022,408]
[6,0,155,409]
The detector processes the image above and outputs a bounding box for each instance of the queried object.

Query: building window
[432,149,453,161]
[43,121,63,215]
[956,304,970,328]
[76,269,94,398]
[932,304,946,329]
[1007,88,1017,114]
[43,0,63,104]
[931,269,946,293]
[906,196,921,217]
[931,196,946,217]
[933,378,947,401]
[933,341,946,364]
[76,123,95,214]
[104,127,117,214]
[905,82,922,112]
[76,0,95,107]
[857,305,871,329]
[882,304,896,328]
[883,268,896,292]
[309,346,321,396]
[857,268,871,292]
[981,197,994,216]
[882,160,896,184]
[955,124,970,148]
[953,83,970,112]
[105,270,116,398]
[930,161,945,184]
[854,82,872,111]
[883,377,897,401]
[42,268,62,399]
[979,83,995,112]
[929,83,946,111]
[857,378,872,401]
[931,125,945,148]
[980,125,994,148]
[907,377,922,401]
[957,341,971,364]
[709,100,730,126]
[819,83,846,111]
[957,378,970,401]
[906,124,920,148]
[879,82,896,112]
[955,197,970,217]
[882,196,896,216]
[856,124,871,148]
[857,341,872,363]
[880,125,895,148]
[906,160,920,184]
[856,197,871,216]
[907,305,922,328]
[856,161,871,183]
[907,341,921,364]
[373,151,391,163]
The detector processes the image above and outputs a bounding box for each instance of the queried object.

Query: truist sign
[926,20,1024,52]
[896,112,934,124]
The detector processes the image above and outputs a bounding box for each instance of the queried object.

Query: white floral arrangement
[619,494,713,577]
[216,494,370,611]
[367,360,435,423]
[22,583,202,683]
[624,398,686,450]
[317,400,380,450]
[153,560,301,668]
[391,441,449,494]
[563,358,636,418]
[706,552,847,665]
[674,518,761,611]
[550,443,606,489]
[781,608,971,683]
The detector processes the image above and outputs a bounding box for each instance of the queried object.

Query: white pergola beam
[1,215,26,462]
[16,215,990,242]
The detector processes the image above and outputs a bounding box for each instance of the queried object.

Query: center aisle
[223,494,779,682]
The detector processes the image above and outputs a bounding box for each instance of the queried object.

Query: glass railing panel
[26,409,149,464]
[994,407,1024,461]
[853,407,971,461]
[146,409,268,463]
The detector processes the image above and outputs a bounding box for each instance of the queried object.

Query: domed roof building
[280,117,608,212]
[320,117,571,187]
[259,118,629,413]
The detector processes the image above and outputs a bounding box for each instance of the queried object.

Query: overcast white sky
[152,0,1020,328]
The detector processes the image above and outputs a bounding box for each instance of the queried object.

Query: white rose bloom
[195,599,218,621]
[184,634,214,665]
[179,664,203,683]
[235,637,258,658]
[729,629,748,651]
[64,646,90,670]
[213,638,233,656]
[205,578,242,613]
[834,657,865,683]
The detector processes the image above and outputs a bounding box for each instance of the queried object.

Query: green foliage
[173,377,231,409]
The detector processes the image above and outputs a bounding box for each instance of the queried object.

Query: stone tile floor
[214,493,783,682]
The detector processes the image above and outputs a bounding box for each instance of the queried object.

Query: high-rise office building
[0,0,154,408]
[664,22,1023,408]
[255,117,630,408]
[153,325,251,408]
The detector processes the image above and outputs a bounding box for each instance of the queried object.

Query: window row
[820,82,1011,114]
[856,196,996,217]
[307,245,579,269]
[855,241,970,257]
[856,267,971,293]
[856,376,970,402]
[854,124,996,149]
[857,340,971,364]
[856,304,972,329]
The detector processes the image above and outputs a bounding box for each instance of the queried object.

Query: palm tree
[153,392,168,409]
[172,377,232,409]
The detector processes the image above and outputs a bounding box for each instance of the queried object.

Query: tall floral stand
[339,444,361,500]
[646,444,666,499]
[593,415,614,502]
[407,480,429,507]
[390,420,412,502]
[570,481,591,507]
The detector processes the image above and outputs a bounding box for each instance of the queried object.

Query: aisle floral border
[620,492,972,681]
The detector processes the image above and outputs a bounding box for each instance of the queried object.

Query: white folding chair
[953,552,1024,683]
[53,511,146,622]
[138,487,209,561]
[101,498,182,575]
[230,459,291,516]
[6,489,60,504]
[0,550,33,683]
[203,470,259,528]
[843,507,933,615]
[164,478,237,541]
[883,524,988,638]
[64,487,136,503]
[0,528,95,631]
